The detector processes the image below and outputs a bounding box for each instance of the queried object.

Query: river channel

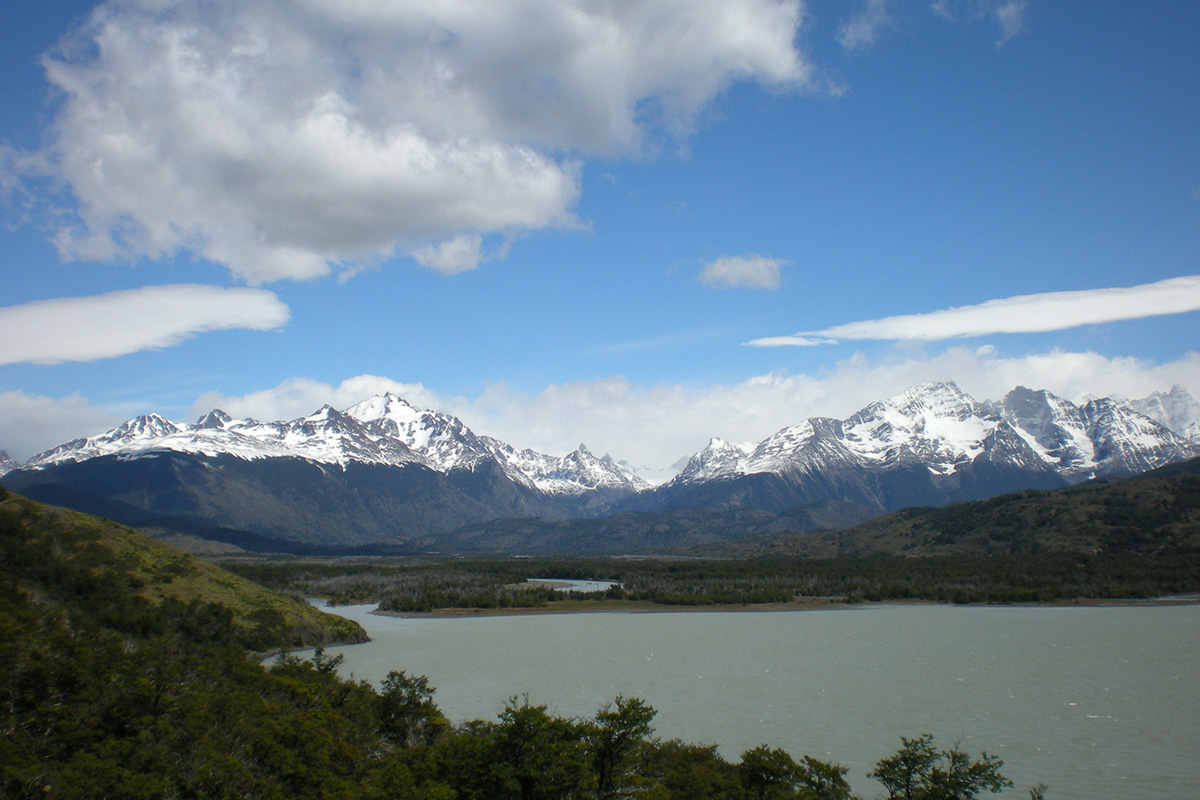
[307,601,1200,799]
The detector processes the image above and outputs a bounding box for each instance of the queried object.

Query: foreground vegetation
[1,489,1052,798]
[222,551,1200,612]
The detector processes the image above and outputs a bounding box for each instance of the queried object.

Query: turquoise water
[309,602,1200,799]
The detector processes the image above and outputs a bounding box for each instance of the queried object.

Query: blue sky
[2,0,1198,468]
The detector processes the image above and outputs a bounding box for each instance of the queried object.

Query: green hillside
[0,486,365,650]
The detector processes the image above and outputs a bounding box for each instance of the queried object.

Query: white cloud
[838,0,891,51]
[0,391,124,462]
[0,285,290,366]
[994,0,1028,44]
[17,0,811,283]
[742,335,837,347]
[176,349,1200,471]
[698,254,787,290]
[410,234,486,276]
[747,275,1200,346]
[930,0,1028,45]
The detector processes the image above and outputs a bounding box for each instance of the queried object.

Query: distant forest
[226,551,1200,612]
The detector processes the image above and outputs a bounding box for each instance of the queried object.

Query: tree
[795,755,853,800]
[739,745,801,800]
[493,696,589,800]
[868,734,1013,800]
[739,746,853,800]
[588,696,656,799]
[378,670,448,746]
[641,739,742,800]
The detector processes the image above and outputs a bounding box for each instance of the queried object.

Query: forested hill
[0,486,366,649]
[694,457,1200,558]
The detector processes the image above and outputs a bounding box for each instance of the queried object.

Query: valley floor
[356,592,1200,620]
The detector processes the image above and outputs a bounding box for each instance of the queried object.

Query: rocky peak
[1126,385,1200,443]
[196,409,233,429]
[114,413,181,440]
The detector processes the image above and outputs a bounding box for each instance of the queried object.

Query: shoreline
[352,592,1200,620]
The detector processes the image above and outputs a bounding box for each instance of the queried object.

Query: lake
[307,601,1200,799]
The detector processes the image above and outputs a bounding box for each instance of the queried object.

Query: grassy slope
[0,488,366,647]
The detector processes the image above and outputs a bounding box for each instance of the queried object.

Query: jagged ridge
[4,383,1198,550]
[22,392,646,498]
[632,382,1198,516]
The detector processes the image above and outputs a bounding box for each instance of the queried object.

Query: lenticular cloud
[27,0,809,283]
[0,285,290,366]
[747,276,1200,346]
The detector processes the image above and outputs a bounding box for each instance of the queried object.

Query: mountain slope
[695,457,1200,559]
[1125,384,1200,444]
[3,452,571,547]
[4,383,1196,551]
[427,500,880,554]
[24,392,646,500]
[5,393,649,546]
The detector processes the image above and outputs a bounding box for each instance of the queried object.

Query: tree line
[224,552,1200,612]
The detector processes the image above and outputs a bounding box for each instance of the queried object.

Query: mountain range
[3,382,1198,551]
[632,382,1200,517]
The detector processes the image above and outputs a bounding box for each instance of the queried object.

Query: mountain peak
[114,413,181,439]
[196,409,233,429]
[887,380,973,411]
[304,405,340,421]
[346,393,420,425]
[1126,385,1200,444]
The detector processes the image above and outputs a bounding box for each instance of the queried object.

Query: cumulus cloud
[16,0,811,283]
[698,254,787,289]
[838,0,891,51]
[0,391,125,462]
[0,285,290,366]
[746,275,1200,346]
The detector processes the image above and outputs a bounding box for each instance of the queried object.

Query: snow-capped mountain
[5,393,647,546]
[22,392,645,498]
[343,393,647,495]
[671,383,1033,485]
[0,450,18,478]
[1125,385,1200,444]
[642,382,1198,515]
[997,387,1200,479]
[25,405,424,471]
[675,438,758,484]
[4,382,1196,550]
